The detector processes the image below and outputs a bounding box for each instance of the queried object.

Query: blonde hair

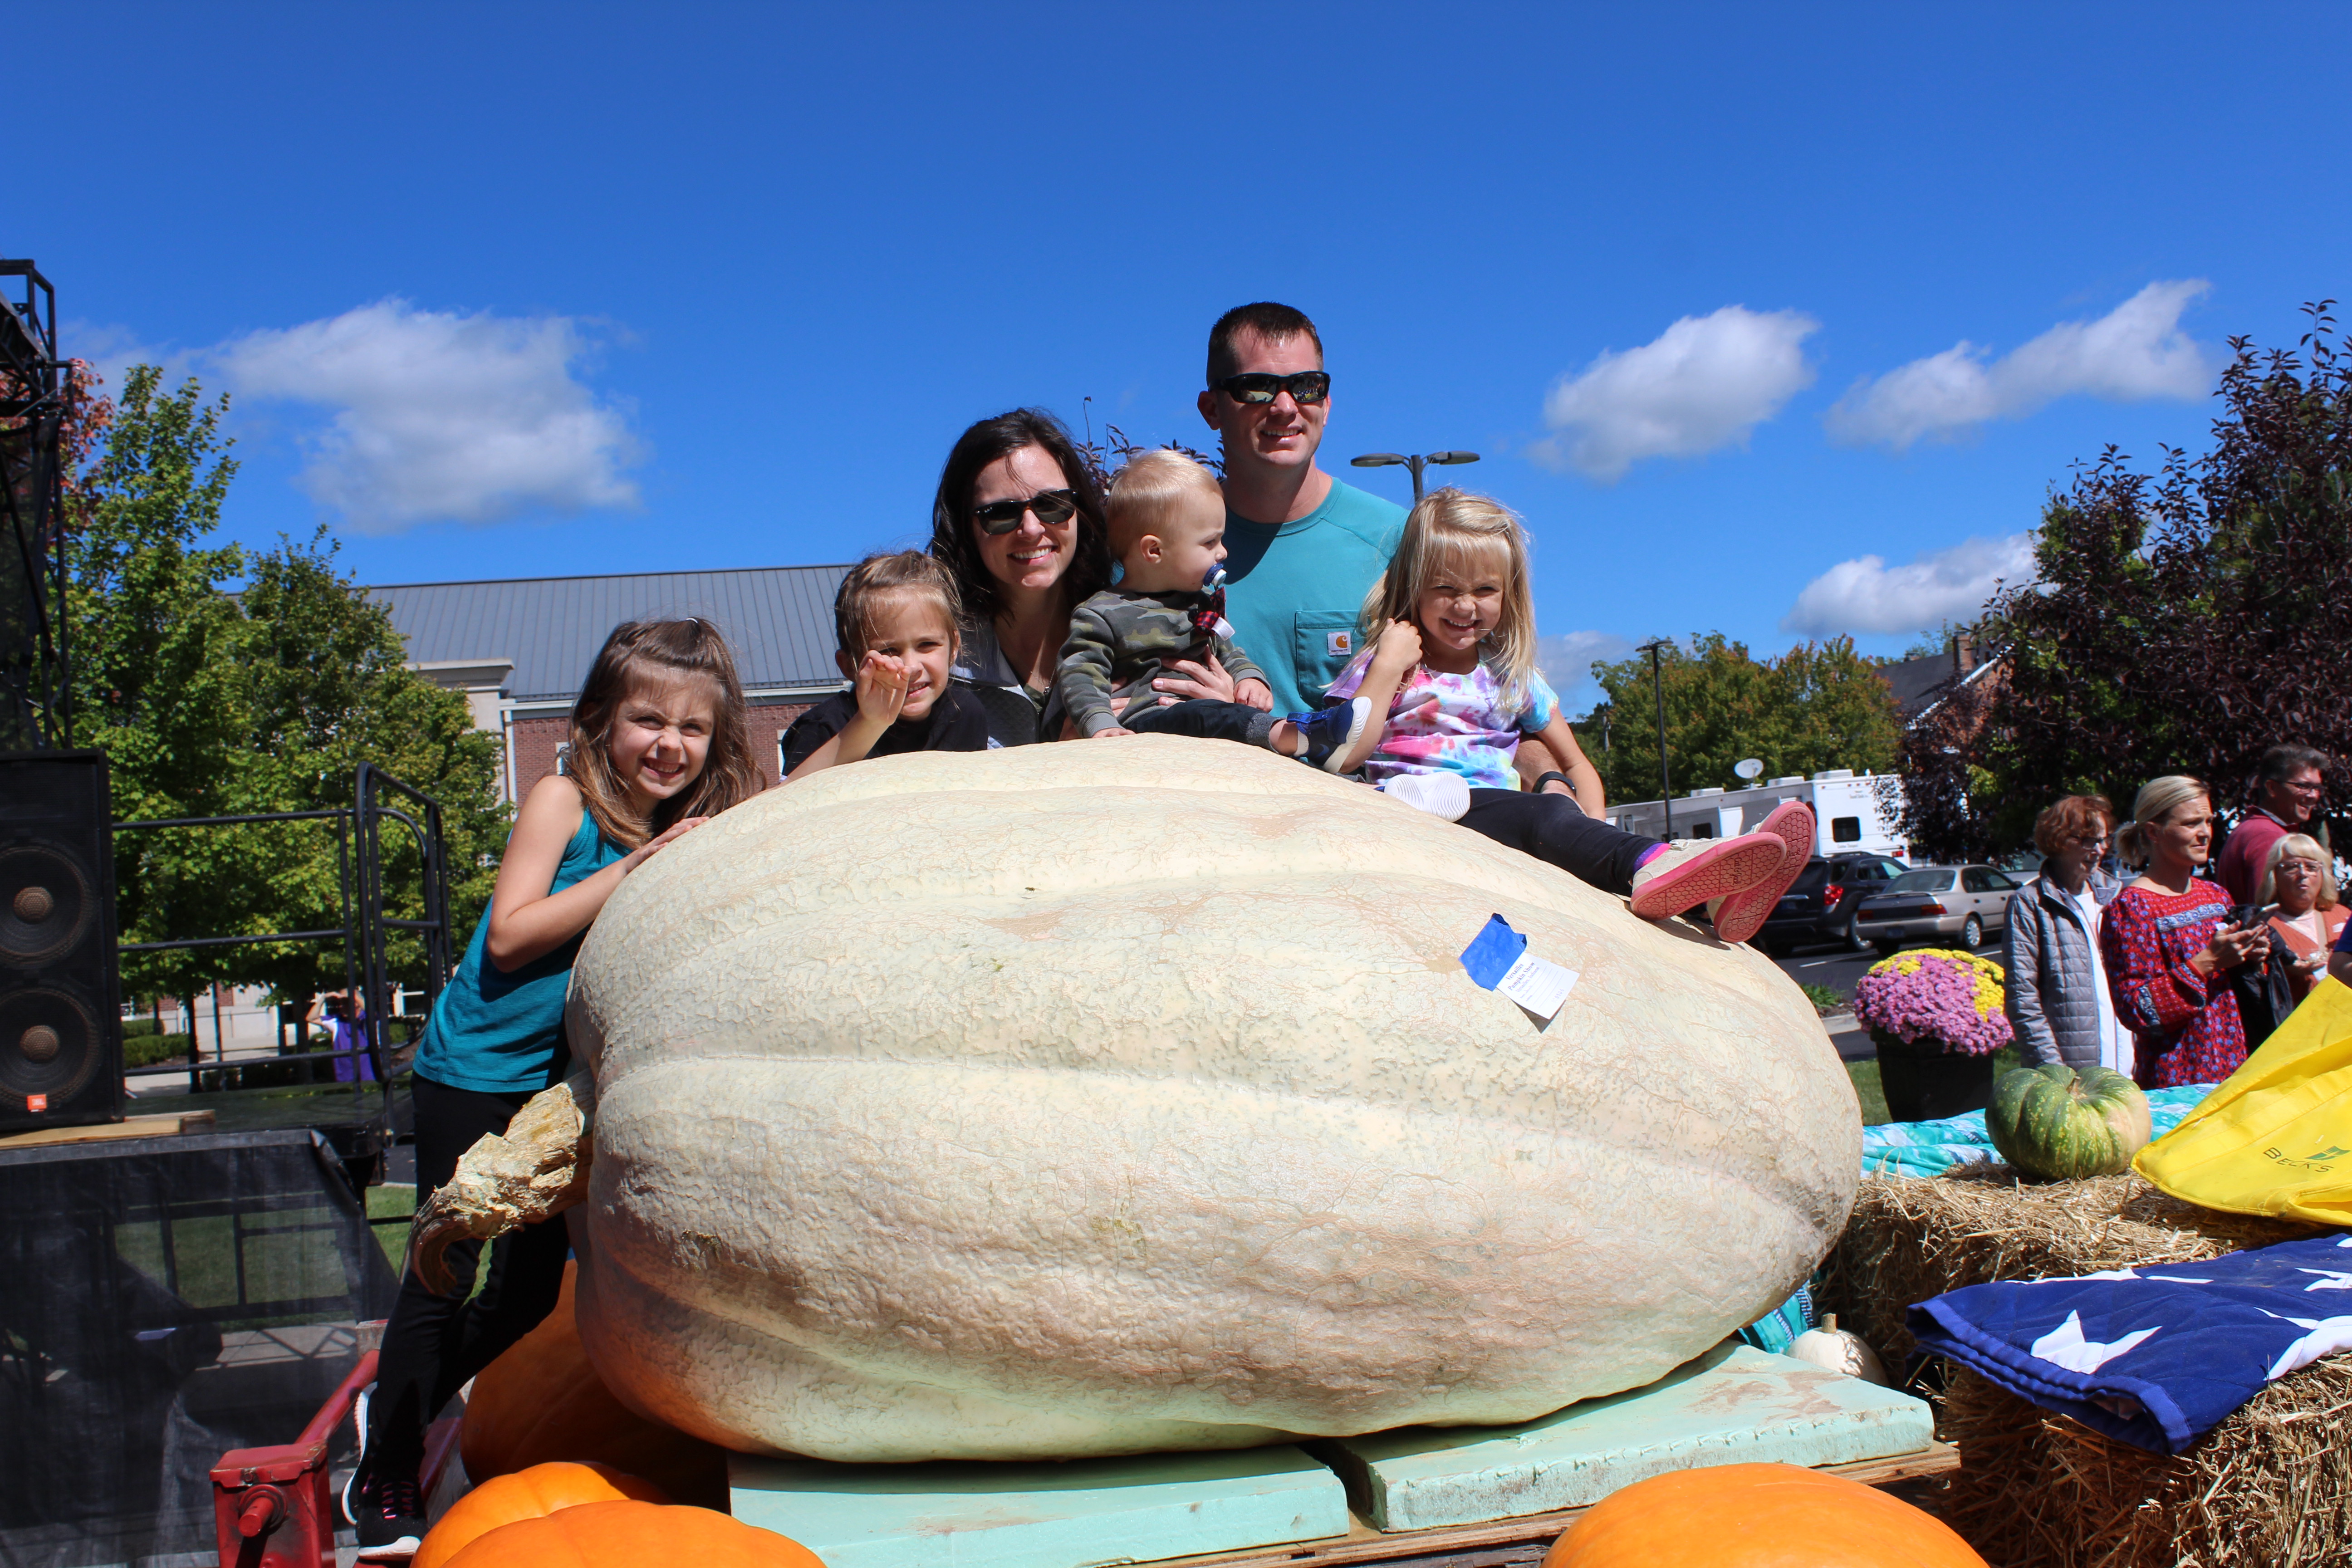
[1105,449,1223,560]
[2259,833,2338,910]
[1359,488,1537,710]
[568,619,764,849]
[833,551,964,662]
[2115,774,2210,869]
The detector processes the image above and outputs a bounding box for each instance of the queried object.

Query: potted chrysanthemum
[1852,948,2014,1123]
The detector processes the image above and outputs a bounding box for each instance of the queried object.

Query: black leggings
[1121,697,1279,748]
[1458,789,1658,895]
[368,1073,572,1476]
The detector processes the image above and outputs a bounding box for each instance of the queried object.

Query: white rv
[1603,770,1910,860]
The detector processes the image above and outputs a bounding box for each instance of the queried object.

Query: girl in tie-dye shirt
[1323,489,1813,946]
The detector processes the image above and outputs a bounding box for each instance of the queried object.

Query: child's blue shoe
[1287,698,1371,774]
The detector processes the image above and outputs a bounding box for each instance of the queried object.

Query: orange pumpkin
[1542,1463,1988,1568]
[462,1261,729,1506]
[413,1461,669,1568]
[442,1499,826,1568]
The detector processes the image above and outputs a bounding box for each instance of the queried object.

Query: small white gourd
[1786,1313,1889,1385]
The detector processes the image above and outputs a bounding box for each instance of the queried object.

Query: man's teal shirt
[1221,477,1408,715]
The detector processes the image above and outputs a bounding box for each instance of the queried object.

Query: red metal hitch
[211,1342,462,1568]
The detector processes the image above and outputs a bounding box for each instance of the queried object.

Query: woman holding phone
[2100,775,2271,1087]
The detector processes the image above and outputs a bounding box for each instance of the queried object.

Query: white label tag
[1327,630,1352,657]
[1495,952,1579,1021]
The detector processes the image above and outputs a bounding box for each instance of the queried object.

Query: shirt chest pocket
[1293,612,1360,704]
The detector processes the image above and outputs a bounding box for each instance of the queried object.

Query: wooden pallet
[1142,1444,1963,1568]
[0,1108,215,1150]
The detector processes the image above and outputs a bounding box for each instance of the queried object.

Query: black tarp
[0,1129,400,1568]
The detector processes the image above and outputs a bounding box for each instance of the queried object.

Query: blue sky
[17,4,2349,709]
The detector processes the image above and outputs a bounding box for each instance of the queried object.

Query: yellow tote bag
[2135,975,2352,1224]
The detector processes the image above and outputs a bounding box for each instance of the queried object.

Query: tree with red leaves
[1898,303,2352,860]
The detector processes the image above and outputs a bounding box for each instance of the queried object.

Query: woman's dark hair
[926,407,1112,627]
[569,618,765,848]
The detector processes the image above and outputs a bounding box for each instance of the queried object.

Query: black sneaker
[344,1463,426,1558]
[1286,698,1371,774]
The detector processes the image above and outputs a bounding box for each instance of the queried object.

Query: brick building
[371,564,853,801]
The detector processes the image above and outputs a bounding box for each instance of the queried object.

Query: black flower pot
[1872,1029,1997,1124]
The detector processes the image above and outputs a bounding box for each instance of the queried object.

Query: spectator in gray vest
[2005,794,2131,1073]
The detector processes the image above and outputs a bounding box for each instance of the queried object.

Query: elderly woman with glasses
[2004,794,2132,1073]
[2260,834,2346,1005]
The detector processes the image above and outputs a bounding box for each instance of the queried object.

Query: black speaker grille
[0,845,94,965]
[0,986,103,1102]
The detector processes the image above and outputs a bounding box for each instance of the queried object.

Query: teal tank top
[415,807,627,1094]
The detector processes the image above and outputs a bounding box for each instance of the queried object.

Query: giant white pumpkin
[556,737,1858,1463]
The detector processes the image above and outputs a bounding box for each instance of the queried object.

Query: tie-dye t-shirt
[1323,648,1560,790]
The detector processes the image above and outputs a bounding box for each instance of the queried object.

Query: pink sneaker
[1628,833,1789,922]
[1704,801,1817,946]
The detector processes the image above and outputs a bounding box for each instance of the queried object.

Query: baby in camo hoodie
[1054,450,1367,771]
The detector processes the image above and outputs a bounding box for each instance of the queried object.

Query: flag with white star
[1908,1232,2352,1452]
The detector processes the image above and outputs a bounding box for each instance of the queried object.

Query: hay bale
[1926,1363,2352,1568]
[1823,1166,2317,1362]
[1823,1167,2349,1566]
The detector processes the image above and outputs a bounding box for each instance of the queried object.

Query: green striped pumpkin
[1986,1064,2152,1180]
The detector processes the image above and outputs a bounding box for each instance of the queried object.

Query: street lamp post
[1350,450,1479,502]
[1637,638,1672,841]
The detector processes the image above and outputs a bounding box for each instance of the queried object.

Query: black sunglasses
[973,488,1080,535]
[1214,371,1331,406]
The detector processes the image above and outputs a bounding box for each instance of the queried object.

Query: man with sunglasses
[1190,302,1407,719]
[2216,744,2332,904]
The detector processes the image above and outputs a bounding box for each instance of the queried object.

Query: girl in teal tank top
[352,619,766,1555]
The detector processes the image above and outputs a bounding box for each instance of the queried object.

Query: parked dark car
[1854,864,2023,955]
[1759,853,1911,955]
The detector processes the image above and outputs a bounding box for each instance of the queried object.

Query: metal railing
[111,764,457,1131]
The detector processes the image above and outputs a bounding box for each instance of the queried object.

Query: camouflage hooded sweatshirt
[1054,584,1270,739]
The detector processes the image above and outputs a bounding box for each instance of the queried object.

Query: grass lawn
[1846,1060,1890,1125]
[370,1182,416,1274]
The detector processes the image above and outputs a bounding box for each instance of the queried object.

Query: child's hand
[1371,619,1423,674]
[853,652,911,726]
[1091,726,1136,738]
[624,815,708,872]
[1234,676,1274,711]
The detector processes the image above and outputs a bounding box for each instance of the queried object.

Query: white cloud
[213,299,642,533]
[1783,533,2037,636]
[60,321,189,399]
[1531,306,1819,482]
[1536,630,1634,713]
[1825,280,2217,450]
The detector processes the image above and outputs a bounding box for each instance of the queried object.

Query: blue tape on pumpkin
[1460,915,1526,990]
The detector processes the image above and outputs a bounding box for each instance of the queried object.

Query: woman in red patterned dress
[2099,775,2273,1087]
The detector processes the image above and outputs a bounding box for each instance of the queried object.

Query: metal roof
[369,564,853,701]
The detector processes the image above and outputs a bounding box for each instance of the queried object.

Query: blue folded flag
[1909,1232,2352,1453]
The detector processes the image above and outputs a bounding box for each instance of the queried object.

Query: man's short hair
[833,550,964,662]
[1207,302,1323,387]
[2259,744,2329,783]
[1106,449,1222,559]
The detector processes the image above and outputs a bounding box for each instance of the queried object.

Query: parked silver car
[1853,864,2023,955]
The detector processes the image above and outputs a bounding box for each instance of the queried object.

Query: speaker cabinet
[0,751,123,1133]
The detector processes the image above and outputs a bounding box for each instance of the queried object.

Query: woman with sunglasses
[927,408,1117,745]
[2003,794,2132,1074]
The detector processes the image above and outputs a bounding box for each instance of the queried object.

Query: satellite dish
[1734,758,1764,780]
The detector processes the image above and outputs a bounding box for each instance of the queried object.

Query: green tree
[1582,633,1902,806]
[69,367,506,1009]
